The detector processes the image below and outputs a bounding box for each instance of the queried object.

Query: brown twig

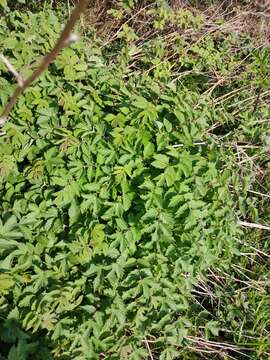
[0,0,89,126]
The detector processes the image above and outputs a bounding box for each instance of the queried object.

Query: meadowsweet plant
[0,1,269,359]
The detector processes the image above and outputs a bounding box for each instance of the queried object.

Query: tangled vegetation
[0,0,269,359]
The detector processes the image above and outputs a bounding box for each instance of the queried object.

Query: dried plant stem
[0,0,89,126]
[0,54,25,87]
[238,220,270,231]
[187,336,251,355]
[144,338,154,360]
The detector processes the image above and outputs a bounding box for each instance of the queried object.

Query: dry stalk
[0,54,24,87]
[238,220,270,231]
[0,0,89,126]
[144,337,154,360]
[186,335,251,357]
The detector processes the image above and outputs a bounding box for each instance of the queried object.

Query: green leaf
[164,166,176,187]
[143,142,155,159]
[168,194,183,207]
[164,118,172,132]
[91,224,105,244]
[69,201,80,226]
[0,0,7,8]
[205,321,220,337]
[152,154,169,169]
[0,275,14,292]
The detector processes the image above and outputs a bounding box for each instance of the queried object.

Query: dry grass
[82,0,269,45]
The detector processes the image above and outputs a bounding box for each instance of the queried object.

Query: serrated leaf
[69,201,80,226]
[168,194,183,207]
[143,142,155,159]
[0,275,14,292]
[152,154,169,169]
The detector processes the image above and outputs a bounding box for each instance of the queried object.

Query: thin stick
[144,338,154,360]
[187,336,251,352]
[238,220,270,231]
[0,54,24,87]
[236,239,270,258]
[0,0,89,125]
[246,189,270,199]
[172,142,261,149]
[172,142,207,148]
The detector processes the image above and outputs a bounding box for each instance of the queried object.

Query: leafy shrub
[0,8,243,359]
[1,1,269,359]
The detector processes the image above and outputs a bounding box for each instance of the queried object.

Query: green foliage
[0,2,269,360]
